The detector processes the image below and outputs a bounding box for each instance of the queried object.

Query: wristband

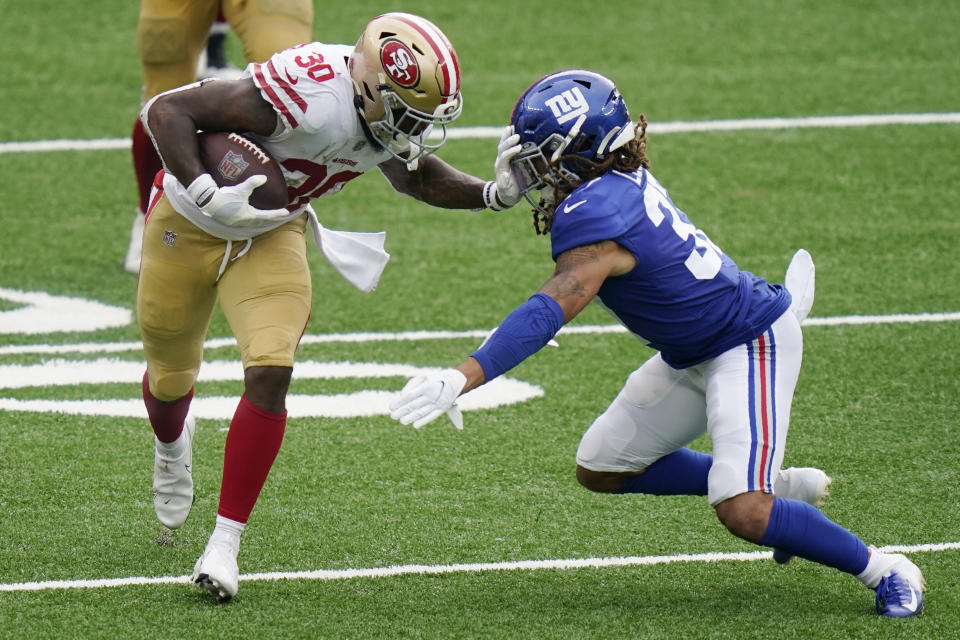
[482,181,507,211]
[186,173,218,208]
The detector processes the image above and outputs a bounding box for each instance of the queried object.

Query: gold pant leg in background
[222,0,314,63]
[137,0,220,101]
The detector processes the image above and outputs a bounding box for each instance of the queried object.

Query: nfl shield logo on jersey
[217,151,249,182]
[162,230,177,247]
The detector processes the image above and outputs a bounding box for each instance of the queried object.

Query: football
[197,132,288,210]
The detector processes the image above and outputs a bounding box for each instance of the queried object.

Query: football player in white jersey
[126,0,315,274]
[389,70,926,618]
[138,12,522,602]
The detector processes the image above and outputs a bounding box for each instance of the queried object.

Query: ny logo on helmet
[544,87,589,125]
[381,41,419,87]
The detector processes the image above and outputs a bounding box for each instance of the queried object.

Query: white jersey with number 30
[160,42,392,242]
[245,42,393,209]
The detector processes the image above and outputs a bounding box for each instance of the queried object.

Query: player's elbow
[141,92,178,135]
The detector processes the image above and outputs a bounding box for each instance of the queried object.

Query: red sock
[142,371,193,443]
[218,395,287,524]
[131,119,164,214]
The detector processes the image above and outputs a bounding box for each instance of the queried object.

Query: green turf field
[1,1,958,638]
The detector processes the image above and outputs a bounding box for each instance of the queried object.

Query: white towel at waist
[305,205,391,293]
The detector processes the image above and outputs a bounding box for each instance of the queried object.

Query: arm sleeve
[470,293,565,381]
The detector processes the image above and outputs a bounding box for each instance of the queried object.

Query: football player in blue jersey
[390,70,926,617]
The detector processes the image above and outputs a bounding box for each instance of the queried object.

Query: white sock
[856,547,898,589]
[155,435,185,460]
[209,515,245,553]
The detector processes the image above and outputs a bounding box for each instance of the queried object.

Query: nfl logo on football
[217,151,249,182]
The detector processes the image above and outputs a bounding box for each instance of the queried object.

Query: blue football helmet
[509,70,635,203]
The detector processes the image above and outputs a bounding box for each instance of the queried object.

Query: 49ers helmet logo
[380,40,419,87]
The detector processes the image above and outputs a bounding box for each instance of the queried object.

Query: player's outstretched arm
[379,154,487,209]
[389,240,635,429]
[466,240,634,383]
[378,125,523,211]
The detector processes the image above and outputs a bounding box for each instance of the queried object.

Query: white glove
[482,126,522,211]
[389,368,467,429]
[187,173,288,227]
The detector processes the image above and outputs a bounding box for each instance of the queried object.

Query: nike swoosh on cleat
[563,199,587,213]
[902,585,919,613]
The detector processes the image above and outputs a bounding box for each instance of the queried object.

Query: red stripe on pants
[756,333,771,491]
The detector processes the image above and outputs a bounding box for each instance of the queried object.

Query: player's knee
[138,18,189,64]
[150,369,197,402]
[243,365,292,413]
[714,492,772,542]
[246,331,299,364]
[244,365,291,390]
[576,465,629,493]
[706,460,741,505]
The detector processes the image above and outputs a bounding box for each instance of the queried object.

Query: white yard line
[2,112,959,154]
[1,311,958,357]
[2,541,958,593]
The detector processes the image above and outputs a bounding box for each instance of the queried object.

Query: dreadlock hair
[532,114,650,235]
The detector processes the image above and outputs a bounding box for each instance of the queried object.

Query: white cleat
[152,414,195,529]
[785,248,815,323]
[193,539,240,602]
[775,466,831,506]
[124,210,145,274]
[771,467,832,564]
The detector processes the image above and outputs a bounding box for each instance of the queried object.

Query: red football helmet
[349,13,463,164]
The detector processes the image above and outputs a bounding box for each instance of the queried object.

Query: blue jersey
[549,168,790,368]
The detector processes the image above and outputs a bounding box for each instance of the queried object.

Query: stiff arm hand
[389,368,467,429]
[482,126,522,211]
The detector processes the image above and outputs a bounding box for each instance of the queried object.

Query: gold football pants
[137,194,311,402]
[137,0,314,102]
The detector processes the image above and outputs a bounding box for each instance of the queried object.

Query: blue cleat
[875,559,925,617]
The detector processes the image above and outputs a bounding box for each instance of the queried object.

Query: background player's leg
[222,0,314,64]
[127,0,219,274]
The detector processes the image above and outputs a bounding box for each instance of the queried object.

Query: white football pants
[576,310,803,505]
